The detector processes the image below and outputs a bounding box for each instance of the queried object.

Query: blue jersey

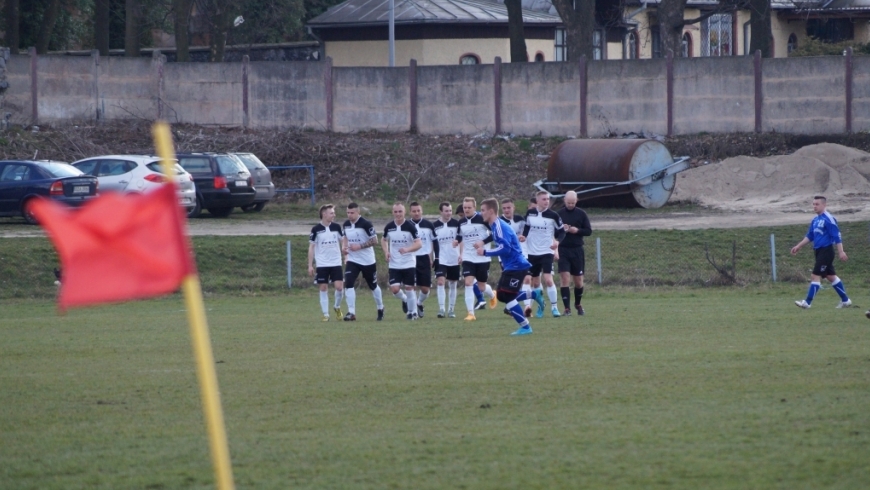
[484,218,532,272]
[805,211,842,249]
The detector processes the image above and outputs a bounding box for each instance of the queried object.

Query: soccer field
[1,288,868,489]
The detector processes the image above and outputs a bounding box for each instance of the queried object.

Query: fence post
[493,56,502,134]
[287,240,293,288]
[770,233,777,282]
[29,47,37,125]
[596,237,602,285]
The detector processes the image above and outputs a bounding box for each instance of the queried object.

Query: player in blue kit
[791,196,851,309]
[474,198,545,336]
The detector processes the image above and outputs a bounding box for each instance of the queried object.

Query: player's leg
[316,268,331,320]
[343,263,360,320]
[828,274,851,307]
[498,270,532,336]
[797,247,831,308]
[362,264,384,319]
[475,263,496,309]
[331,267,344,317]
[559,270,572,315]
[389,268,409,313]
[404,268,418,320]
[436,270,447,317]
[541,256,560,317]
[528,256,545,318]
[573,248,586,315]
[462,262,477,319]
[522,274,533,316]
[416,256,431,317]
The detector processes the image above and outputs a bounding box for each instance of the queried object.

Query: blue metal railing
[269,165,315,206]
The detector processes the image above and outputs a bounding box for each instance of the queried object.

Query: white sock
[319,290,329,316]
[334,289,343,309]
[437,285,446,309]
[418,290,429,306]
[345,288,356,314]
[393,290,407,302]
[406,290,417,316]
[522,283,532,307]
[372,286,384,310]
[483,284,494,299]
[547,285,558,307]
[449,282,457,311]
[465,285,475,313]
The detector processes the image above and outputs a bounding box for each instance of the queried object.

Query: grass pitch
[1,287,869,489]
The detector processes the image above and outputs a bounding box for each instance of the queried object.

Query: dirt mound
[671,143,870,214]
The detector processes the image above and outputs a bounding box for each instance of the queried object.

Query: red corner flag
[30,184,196,310]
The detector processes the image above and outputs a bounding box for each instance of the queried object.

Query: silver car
[231,153,275,212]
[71,155,198,218]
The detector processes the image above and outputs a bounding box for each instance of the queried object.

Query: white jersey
[412,218,436,257]
[433,218,461,266]
[501,214,528,257]
[457,212,492,264]
[523,208,565,256]
[309,222,343,267]
[342,216,377,266]
[383,219,420,269]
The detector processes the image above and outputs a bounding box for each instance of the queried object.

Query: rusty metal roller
[543,139,688,209]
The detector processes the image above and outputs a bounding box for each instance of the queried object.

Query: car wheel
[207,206,233,218]
[187,197,203,219]
[241,202,266,213]
[22,198,39,225]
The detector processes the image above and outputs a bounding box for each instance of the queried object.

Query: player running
[308,204,345,321]
[341,202,385,321]
[432,202,461,318]
[409,201,436,318]
[382,202,423,320]
[521,190,566,318]
[454,197,497,321]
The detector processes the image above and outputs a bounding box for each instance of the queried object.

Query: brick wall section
[1,51,866,136]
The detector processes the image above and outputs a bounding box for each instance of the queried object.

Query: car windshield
[216,155,247,175]
[234,153,266,170]
[146,161,187,175]
[39,162,83,178]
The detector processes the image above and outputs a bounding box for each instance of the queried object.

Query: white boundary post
[770,234,777,282]
[596,237,602,285]
[287,240,293,288]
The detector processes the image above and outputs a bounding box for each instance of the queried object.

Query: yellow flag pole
[152,122,236,490]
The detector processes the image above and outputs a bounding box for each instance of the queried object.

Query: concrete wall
[1,52,864,137]
[587,58,668,137]
[333,66,410,132]
[4,55,32,124]
[672,56,754,134]
[248,61,327,129]
[416,64,494,134]
[98,55,157,121]
[501,61,580,137]
[853,56,870,133]
[163,61,243,126]
[763,56,844,134]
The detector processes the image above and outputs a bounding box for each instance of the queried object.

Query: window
[593,29,604,60]
[702,13,732,56]
[555,28,567,61]
[97,160,135,177]
[534,52,545,62]
[459,54,480,65]
[624,30,638,59]
[651,28,662,58]
[787,34,798,54]
[74,160,98,176]
[806,19,853,43]
[681,32,693,58]
[0,164,30,181]
[179,157,213,175]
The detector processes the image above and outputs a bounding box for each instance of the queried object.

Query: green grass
[1,288,869,489]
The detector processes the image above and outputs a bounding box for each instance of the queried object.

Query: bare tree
[174,0,194,61]
[4,0,21,54]
[35,0,62,54]
[95,0,110,56]
[505,0,528,62]
[125,0,140,57]
[551,0,595,61]
[658,0,748,57]
[748,0,772,57]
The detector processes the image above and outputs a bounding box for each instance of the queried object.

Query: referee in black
[556,191,592,316]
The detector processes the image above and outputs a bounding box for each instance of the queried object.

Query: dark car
[0,160,99,224]
[231,153,276,213]
[176,153,255,218]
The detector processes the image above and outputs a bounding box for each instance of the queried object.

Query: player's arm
[431,235,440,268]
[407,238,423,253]
[573,212,593,236]
[307,242,316,276]
[791,237,811,255]
[381,229,391,262]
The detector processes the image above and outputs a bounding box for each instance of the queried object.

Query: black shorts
[462,261,490,283]
[436,264,461,281]
[415,255,432,288]
[344,261,378,290]
[557,247,585,276]
[528,254,554,277]
[388,267,416,287]
[813,245,836,276]
[498,269,527,297]
[316,265,343,284]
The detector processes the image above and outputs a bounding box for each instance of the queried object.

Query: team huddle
[308,191,592,336]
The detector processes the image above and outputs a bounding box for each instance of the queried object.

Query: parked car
[230,152,276,212]
[175,153,256,218]
[71,155,198,218]
[0,160,99,224]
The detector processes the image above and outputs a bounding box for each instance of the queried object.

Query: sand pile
[671,143,870,213]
